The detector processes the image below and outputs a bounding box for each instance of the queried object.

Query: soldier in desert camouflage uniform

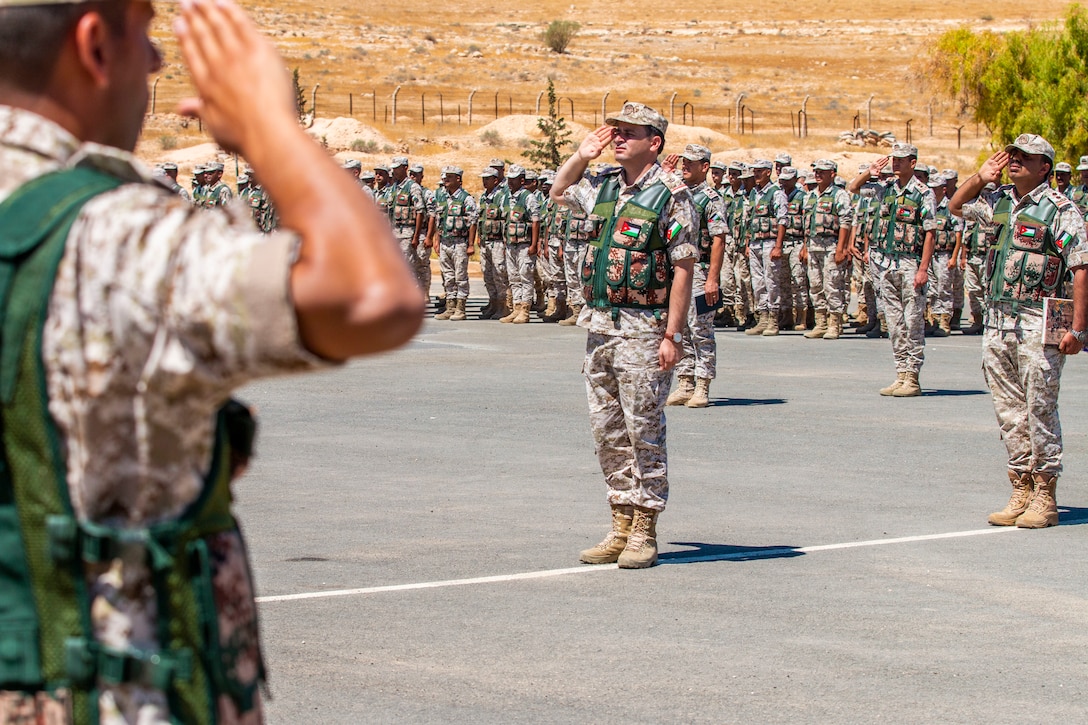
[779,166,809,331]
[431,166,478,321]
[926,172,963,336]
[802,159,854,340]
[477,167,510,319]
[952,135,1088,529]
[953,181,997,335]
[551,102,696,570]
[723,161,753,330]
[745,159,789,337]
[158,161,189,201]
[0,0,423,722]
[538,171,569,322]
[202,161,232,208]
[410,163,436,298]
[498,164,540,324]
[558,177,596,326]
[387,157,428,292]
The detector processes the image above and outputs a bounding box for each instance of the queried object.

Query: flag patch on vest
[1018,224,1037,239]
[666,220,683,241]
[1056,231,1074,250]
[619,219,644,238]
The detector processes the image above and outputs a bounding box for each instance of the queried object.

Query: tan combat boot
[962,312,984,335]
[745,311,768,336]
[734,305,748,331]
[434,299,455,320]
[618,506,659,569]
[685,377,711,408]
[449,299,467,321]
[935,313,952,337]
[793,306,808,331]
[855,301,869,328]
[804,311,828,338]
[558,304,581,326]
[1016,473,1059,528]
[666,375,696,406]
[822,312,842,340]
[988,471,1035,526]
[499,299,519,323]
[762,311,780,336]
[879,372,906,396]
[542,296,557,320]
[580,505,634,564]
[511,302,531,324]
[892,370,921,397]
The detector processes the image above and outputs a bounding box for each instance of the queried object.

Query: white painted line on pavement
[256,522,1069,604]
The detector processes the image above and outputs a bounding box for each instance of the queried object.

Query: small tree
[292,68,308,121]
[543,20,580,54]
[523,79,573,170]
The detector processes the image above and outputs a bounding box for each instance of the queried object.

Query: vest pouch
[188,530,264,714]
[393,193,411,224]
[895,201,919,224]
[612,216,653,251]
[485,219,502,238]
[0,622,40,687]
[604,246,627,305]
[627,249,670,307]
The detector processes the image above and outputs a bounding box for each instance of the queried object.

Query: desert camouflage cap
[709,160,727,171]
[207,162,224,172]
[890,142,918,158]
[1056,162,1073,173]
[480,167,499,178]
[727,161,746,174]
[489,158,505,168]
[774,153,792,165]
[540,170,555,183]
[778,166,798,180]
[523,169,538,180]
[857,163,870,174]
[739,167,754,179]
[926,175,944,188]
[941,168,958,180]
[342,159,362,170]
[409,163,424,173]
[507,164,526,178]
[237,174,249,184]
[605,101,668,135]
[374,164,391,173]
[1005,133,1055,162]
[360,170,375,180]
[161,162,177,171]
[879,164,895,175]
[441,165,463,176]
[804,175,818,186]
[391,156,409,168]
[750,159,773,170]
[680,144,712,162]
[813,159,837,172]
[1077,155,1088,171]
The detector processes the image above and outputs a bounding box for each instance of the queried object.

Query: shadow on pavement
[707,398,786,407]
[1057,507,1088,526]
[660,542,804,564]
[922,389,989,397]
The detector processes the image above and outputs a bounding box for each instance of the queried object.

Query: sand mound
[307,117,392,153]
[664,124,737,151]
[158,142,226,169]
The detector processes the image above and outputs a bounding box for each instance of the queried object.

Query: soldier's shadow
[706,397,786,407]
[1057,506,1088,525]
[659,542,804,564]
[921,388,989,397]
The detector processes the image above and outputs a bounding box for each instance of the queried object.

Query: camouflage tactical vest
[437,187,471,239]
[934,201,957,253]
[566,207,593,243]
[581,174,674,315]
[750,184,781,241]
[875,183,926,257]
[807,187,843,239]
[479,189,505,241]
[691,187,715,263]
[784,187,806,241]
[391,179,417,227]
[985,193,1072,308]
[505,188,533,245]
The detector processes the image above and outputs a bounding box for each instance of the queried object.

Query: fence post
[748,108,755,134]
[439,93,444,124]
[536,90,544,115]
[494,91,499,119]
[421,92,426,125]
[392,85,401,126]
[928,98,934,136]
[373,90,376,121]
[468,89,477,125]
[601,92,609,122]
[669,91,678,121]
[458,103,461,125]
[349,93,353,116]
[800,95,810,137]
[905,119,913,144]
[735,93,746,134]
[151,76,159,115]
[866,94,874,129]
[956,125,964,149]
[311,84,319,119]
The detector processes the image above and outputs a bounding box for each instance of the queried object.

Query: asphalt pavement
[236,298,1088,724]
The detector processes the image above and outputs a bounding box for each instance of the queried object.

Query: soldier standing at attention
[802,159,854,340]
[779,166,809,331]
[498,165,540,324]
[0,0,423,720]
[849,143,936,396]
[203,161,232,208]
[953,181,997,335]
[388,157,428,292]
[559,174,595,326]
[431,166,478,321]
[745,159,789,337]
[551,102,696,569]
[539,171,570,322]
[159,161,189,201]
[663,144,726,408]
[951,135,1088,529]
[410,163,435,300]
[477,167,510,319]
[723,162,753,331]
[927,173,963,336]
[373,163,392,217]
[359,168,376,199]
[190,163,206,206]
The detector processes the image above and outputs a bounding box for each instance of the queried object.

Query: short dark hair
[650,129,665,156]
[0,2,127,93]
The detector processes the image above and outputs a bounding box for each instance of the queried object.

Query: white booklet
[1042,297,1077,348]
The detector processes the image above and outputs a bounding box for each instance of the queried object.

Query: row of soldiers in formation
[152,149,1088,338]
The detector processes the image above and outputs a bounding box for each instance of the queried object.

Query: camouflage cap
[804,175,818,186]
[774,153,792,165]
[237,174,250,184]
[727,161,747,174]
[941,168,959,180]
[374,164,391,173]
[778,166,798,180]
[360,170,376,180]
[390,156,409,168]
[812,159,837,172]
[1078,155,1088,171]
[507,164,526,178]
[207,162,224,172]
[523,169,538,180]
[889,142,918,159]
[679,144,712,162]
[750,159,773,170]
[857,163,870,174]
[879,164,895,176]
[540,170,555,184]
[480,167,499,178]
[834,175,846,187]
[342,159,362,170]
[1056,162,1073,174]
[926,175,945,188]
[1005,133,1055,162]
[489,158,505,168]
[409,163,424,174]
[193,165,206,174]
[914,165,929,177]
[441,165,463,176]
[739,167,754,180]
[605,101,668,135]
[161,162,178,171]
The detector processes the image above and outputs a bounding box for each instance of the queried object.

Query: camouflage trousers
[438,239,471,300]
[749,239,782,312]
[584,332,671,512]
[722,243,752,314]
[964,256,985,318]
[395,227,430,292]
[878,258,926,374]
[778,240,808,311]
[925,251,955,315]
[540,239,566,301]
[866,253,884,314]
[982,327,1066,476]
[806,242,848,314]
[505,242,536,305]
[675,263,717,379]
[951,261,964,313]
[479,238,508,301]
[564,240,587,307]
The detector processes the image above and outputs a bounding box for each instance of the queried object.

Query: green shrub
[542,20,580,54]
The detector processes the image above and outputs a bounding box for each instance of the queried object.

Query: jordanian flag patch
[666,220,684,241]
[1056,231,1074,250]
[619,219,643,238]
[1018,224,1037,239]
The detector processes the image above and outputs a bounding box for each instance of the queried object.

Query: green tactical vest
[565,207,592,243]
[726,190,747,247]
[985,194,1070,308]
[505,188,533,245]
[478,188,505,241]
[807,188,841,240]
[581,173,675,316]
[783,187,806,241]
[875,183,927,258]
[436,187,471,240]
[390,179,417,227]
[750,184,781,240]
[934,201,957,253]
[0,168,265,724]
[691,187,714,262]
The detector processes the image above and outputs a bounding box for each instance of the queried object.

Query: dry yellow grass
[141,0,1075,190]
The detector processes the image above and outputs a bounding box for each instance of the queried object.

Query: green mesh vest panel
[692,188,713,262]
[0,168,265,724]
[985,195,1069,308]
[505,188,532,245]
[875,184,926,257]
[581,174,674,314]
